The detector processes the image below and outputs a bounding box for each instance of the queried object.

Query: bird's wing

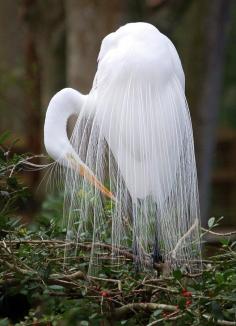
[93,26,188,203]
[93,75,188,204]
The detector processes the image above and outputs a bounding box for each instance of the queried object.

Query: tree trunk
[20,0,66,190]
[65,0,124,92]
[34,0,66,108]
[190,0,232,225]
[21,0,42,187]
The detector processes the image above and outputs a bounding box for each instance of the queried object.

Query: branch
[0,154,45,175]
[202,314,236,326]
[89,275,122,291]
[50,270,85,281]
[112,302,178,320]
[112,302,236,325]
[171,219,199,260]
[147,312,184,325]
[0,258,35,276]
[201,228,236,237]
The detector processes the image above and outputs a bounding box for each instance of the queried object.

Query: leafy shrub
[0,134,236,325]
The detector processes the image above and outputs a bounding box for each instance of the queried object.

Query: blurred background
[0,0,235,229]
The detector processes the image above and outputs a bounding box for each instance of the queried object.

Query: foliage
[0,219,236,326]
[0,135,236,326]
[0,131,29,228]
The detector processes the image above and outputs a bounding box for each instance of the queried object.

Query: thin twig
[147,312,184,325]
[1,154,45,176]
[0,258,35,276]
[202,314,236,326]
[201,227,236,237]
[50,270,85,280]
[171,219,198,260]
[112,302,178,319]
[89,275,122,291]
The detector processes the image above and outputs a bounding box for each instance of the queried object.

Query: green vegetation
[0,137,236,325]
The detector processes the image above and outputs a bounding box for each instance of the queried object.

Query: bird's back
[94,22,187,202]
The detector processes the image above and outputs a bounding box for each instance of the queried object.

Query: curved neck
[44,88,87,163]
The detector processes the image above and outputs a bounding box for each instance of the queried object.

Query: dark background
[0,0,235,228]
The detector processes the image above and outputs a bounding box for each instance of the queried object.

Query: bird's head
[95,22,184,91]
[98,22,158,62]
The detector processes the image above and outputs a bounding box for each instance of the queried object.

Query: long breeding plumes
[44,22,201,274]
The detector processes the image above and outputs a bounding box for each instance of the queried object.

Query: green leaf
[0,318,9,326]
[211,301,223,320]
[220,238,230,247]
[80,321,89,326]
[208,217,215,228]
[89,313,98,320]
[230,241,236,248]
[48,285,65,291]
[81,287,88,296]
[215,272,224,284]
[173,269,182,280]
[178,297,187,310]
[153,309,162,316]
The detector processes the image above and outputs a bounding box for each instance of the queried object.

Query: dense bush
[0,135,236,326]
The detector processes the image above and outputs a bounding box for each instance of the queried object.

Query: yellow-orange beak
[67,154,116,202]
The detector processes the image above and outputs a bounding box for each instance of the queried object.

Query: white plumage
[44,22,201,273]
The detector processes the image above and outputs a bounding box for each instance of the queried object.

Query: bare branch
[112,302,178,319]
[171,219,198,260]
[201,227,236,237]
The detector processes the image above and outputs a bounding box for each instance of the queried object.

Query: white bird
[44,22,201,273]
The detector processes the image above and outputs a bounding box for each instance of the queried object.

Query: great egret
[44,22,201,273]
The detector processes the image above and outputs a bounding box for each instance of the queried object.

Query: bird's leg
[152,206,164,266]
[133,236,141,273]
[132,199,142,272]
[153,232,163,265]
